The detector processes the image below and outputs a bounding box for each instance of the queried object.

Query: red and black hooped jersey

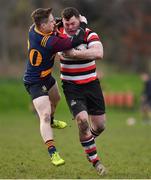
[23,25,76,84]
[59,28,102,84]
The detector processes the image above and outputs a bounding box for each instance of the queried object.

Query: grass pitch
[0,75,151,179]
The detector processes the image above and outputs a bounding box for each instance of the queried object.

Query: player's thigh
[48,81,61,104]
[86,80,105,115]
[33,96,51,118]
[62,81,87,118]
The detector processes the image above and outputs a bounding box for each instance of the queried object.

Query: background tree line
[0,0,151,77]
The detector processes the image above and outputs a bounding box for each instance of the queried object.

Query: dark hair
[31,8,52,28]
[61,7,80,20]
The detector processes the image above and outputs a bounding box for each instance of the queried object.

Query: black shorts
[62,79,105,117]
[24,76,56,100]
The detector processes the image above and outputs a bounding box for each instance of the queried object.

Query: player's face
[63,16,80,36]
[43,14,56,33]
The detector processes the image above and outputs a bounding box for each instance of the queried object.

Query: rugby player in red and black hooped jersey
[57,7,107,176]
[23,8,87,166]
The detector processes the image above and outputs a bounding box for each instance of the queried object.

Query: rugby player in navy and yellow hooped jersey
[23,8,87,166]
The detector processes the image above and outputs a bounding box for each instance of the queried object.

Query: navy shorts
[62,79,105,117]
[24,76,56,100]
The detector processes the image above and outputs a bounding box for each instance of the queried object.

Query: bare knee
[76,111,88,121]
[91,116,106,135]
[40,112,51,124]
[96,122,105,134]
[76,112,90,138]
[78,119,89,135]
[95,119,106,135]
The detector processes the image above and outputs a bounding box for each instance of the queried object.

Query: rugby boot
[94,161,107,176]
[51,119,67,129]
[50,152,65,166]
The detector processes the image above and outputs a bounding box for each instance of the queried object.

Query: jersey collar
[34,26,53,36]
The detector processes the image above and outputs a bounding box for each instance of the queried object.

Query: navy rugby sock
[45,139,56,156]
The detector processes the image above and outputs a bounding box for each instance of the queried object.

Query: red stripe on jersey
[88,35,100,42]
[61,64,96,73]
[73,76,97,84]
[85,146,97,154]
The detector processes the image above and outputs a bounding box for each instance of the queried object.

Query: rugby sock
[45,139,56,156]
[81,136,100,167]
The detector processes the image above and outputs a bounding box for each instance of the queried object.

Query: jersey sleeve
[86,30,102,48]
[41,22,87,53]
[46,35,73,53]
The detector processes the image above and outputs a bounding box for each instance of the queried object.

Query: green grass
[0,74,151,179]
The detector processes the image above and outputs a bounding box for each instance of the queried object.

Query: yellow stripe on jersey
[41,36,49,47]
[40,68,52,78]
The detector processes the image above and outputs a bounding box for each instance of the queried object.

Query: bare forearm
[73,48,103,60]
[63,43,104,60]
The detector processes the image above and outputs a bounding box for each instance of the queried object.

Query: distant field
[0,74,151,179]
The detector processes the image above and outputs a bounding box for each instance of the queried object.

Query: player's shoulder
[29,25,42,40]
[86,27,99,34]
[29,25,56,47]
[85,28,100,42]
[28,25,41,44]
[29,24,34,32]
[85,28,99,37]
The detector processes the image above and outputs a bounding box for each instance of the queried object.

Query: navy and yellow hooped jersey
[23,24,74,84]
